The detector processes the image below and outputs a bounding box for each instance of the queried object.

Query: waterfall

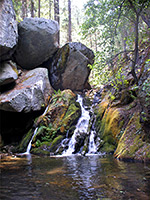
[63,94,97,156]
[23,105,49,155]
[87,130,97,154]
[26,127,38,154]
[20,127,38,155]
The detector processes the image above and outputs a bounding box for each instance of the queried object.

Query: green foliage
[82,0,150,86]
[89,52,111,86]
[141,79,150,104]
[110,67,129,91]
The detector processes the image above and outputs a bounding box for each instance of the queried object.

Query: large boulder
[49,42,94,91]
[0,0,18,61]
[0,61,18,86]
[13,17,59,69]
[0,68,53,112]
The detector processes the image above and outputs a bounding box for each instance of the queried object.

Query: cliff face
[94,42,150,162]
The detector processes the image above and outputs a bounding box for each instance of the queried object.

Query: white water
[26,127,38,154]
[63,95,97,156]
[21,105,49,156]
[87,130,97,154]
[20,127,38,156]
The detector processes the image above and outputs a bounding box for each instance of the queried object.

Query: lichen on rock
[114,112,150,162]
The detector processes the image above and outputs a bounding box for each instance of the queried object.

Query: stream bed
[0,154,150,200]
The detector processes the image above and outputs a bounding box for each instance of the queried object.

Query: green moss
[51,135,63,147]
[103,135,117,146]
[18,129,33,152]
[21,89,81,155]
[114,112,150,162]
[101,142,116,154]
[31,148,50,156]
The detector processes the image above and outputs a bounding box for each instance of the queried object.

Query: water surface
[0,154,150,200]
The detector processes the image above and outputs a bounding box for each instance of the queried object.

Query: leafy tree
[81,0,150,86]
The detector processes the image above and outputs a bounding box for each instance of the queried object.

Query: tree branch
[106,50,134,65]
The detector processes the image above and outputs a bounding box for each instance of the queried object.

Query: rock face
[49,42,94,91]
[13,18,59,69]
[0,68,53,112]
[0,61,18,86]
[114,112,150,162]
[19,90,81,155]
[0,0,18,61]
[94,77,150,162]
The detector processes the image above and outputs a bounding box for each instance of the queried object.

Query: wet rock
[13,17,59,69]
[0,0,18,61]
[49,42,94,91]
[74,131,87,153]
[0,61,18,86]
[94,95,131,154]
[0,68,53,112]
[19,90,81,154]
[114,112,150,162]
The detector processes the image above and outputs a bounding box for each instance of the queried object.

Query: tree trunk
[22,0,26,19]
[68,0,72,42]
[127,0,139,84]
[54,0,60,45]
[38,0,40,18]
[49,0,52,19]
[31,0,34,17]
[131,13,139,85]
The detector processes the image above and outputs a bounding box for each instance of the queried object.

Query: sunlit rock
[13,17,59,69]
[0,0,18,61]
[114,112,150,162]
[0,68,53,112]
[0,61,18,86]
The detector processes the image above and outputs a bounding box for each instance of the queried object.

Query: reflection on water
[0,155,150,200]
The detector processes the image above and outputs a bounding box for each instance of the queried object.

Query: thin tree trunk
[25,0,28,17]
[31,0,34,17]
[38,0,40,18]
[54,0,60,45]
[68,0,72,42]
[131,13,139,84]
[22,0,26,19]
[127,0,139,84]
[49,0,52,19]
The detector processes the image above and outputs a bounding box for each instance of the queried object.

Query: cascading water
[87,130,97,154]
[63,94,97,156]
[21,105,49,156]
[26,127,38,154]
[20,127,38,155]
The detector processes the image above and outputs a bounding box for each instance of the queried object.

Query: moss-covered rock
[19,89,81,155]
[114,112,150,162]
[94,96,130,154]
[18,129,34,152]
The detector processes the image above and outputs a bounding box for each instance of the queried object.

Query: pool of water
[0,154,150,200]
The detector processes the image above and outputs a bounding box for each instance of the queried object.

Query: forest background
[12,0,150,88]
